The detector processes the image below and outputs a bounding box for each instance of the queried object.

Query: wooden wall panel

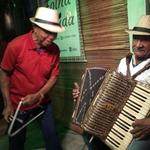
[51,63,86,126]
[80,0,129,69]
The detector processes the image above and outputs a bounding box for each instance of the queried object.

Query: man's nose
[135,40,142,47]
[46,35,55,41]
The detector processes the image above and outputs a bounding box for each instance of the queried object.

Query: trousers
[9,102,62,150]
[127,137,150,150]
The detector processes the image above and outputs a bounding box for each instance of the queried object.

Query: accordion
[72,68,150,150]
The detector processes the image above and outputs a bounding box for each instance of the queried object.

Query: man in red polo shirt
[0,7,64,150]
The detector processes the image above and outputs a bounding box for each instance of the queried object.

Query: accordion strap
[126,53,132,77]
[132,63,150,79]
[126,53,150,79]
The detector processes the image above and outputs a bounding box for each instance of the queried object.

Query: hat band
[34,18,60,27]
[133,27,150,33]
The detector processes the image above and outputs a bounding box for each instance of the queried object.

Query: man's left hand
[21,93,43,106]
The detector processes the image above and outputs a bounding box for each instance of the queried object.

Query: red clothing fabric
[1,31,60,110]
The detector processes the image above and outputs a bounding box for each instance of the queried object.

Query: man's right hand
[2,104,14,122]
[72,82,80,100]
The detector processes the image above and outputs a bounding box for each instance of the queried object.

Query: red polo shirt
[1,31,60,110]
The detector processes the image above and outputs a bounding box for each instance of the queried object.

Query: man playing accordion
[72,15,150,150]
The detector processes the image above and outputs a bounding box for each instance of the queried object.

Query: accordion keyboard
[105,83,150,150]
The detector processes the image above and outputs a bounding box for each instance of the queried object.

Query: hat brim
[30,17,65,33]
[125,29,150,35]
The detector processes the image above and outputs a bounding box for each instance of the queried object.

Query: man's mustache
[133,47,144,51]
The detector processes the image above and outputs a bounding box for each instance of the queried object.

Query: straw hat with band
[30,7,65,33]
[126,15,150,35]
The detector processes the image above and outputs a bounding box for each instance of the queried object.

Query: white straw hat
[126,15,150,35]
[30,7,65,33]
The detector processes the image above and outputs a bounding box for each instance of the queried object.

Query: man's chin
[136,55,148,61]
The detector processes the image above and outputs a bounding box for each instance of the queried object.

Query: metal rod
[8,101,45,137]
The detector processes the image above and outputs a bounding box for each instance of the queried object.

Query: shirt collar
[27,30,37,51]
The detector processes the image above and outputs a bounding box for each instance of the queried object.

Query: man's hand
[72,82,80,100]
[130,118,150,139]
[3,104,14,122]
[21,92,43,107]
